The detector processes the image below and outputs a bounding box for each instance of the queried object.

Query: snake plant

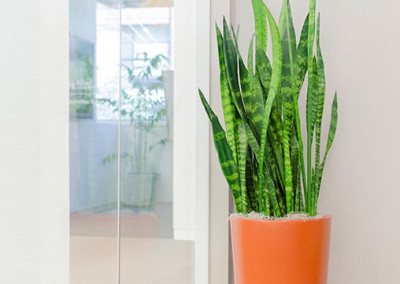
[199,0,338,217]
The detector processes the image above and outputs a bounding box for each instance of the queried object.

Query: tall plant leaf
[255,49,273,98]
[291,130,303,212]
[313,14,326,211]
[293,13,309,198]
[306,57,318,212]
[239,59,264,135]
[238,122,250,212]
[256,2,283,214]
[296,14,309,95]
[216,25,239,163]
[198,90,243,212]
[315,13,326,167]
[222,18,246,119]
[251,0,268,53]
[316,93,338,196]
[248,35,255,74]
[246,154,258,210]
[279,0,297,213]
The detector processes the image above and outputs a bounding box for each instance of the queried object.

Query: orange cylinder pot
[231,215,331,284]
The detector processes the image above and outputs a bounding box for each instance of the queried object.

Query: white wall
[209,2,232,284]
[231,0,400,283]
[174,0,210,282]
[0,0,69,283]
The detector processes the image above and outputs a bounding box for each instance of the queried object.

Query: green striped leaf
[315,13,326,166]
[307,57,320,138]
[268,111,285,185]
[306,57,319,212]
[308,0,316,69]
[239,59,264,135]
[294,13,309,199]
[263,158,282,217]
[198,89,243,212]
[244,119,261,161]
[230,24,241,54]
[296,13,309,95]
[248,35,255,74]
[324,93,338,159]
[311,168,317,215]
[255,49,272,99]
[257,2,283,214]
[316,93,338,205]
[279,0,297,213]
[223,20,261,143]
[238,122,250,213]
[216,25,239,164]
[291,129,303,212]
[251,0,268,53]
[246,154,258,211]
[314,14,326,210]
[222,18,246,118]
[266,134,285,201]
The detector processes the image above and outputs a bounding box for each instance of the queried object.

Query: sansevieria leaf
[216,25,239,164]
[279,0,297,213]
[315,13,326,168]
[255,1,283,215]
[317,93,338,191]
[238,122,250,213]
[251,0,268,53]
[306,57,318,212]
[248,35,255,74]
[222,18,246,119]
[198,89,243,213]
[296,13,309,95]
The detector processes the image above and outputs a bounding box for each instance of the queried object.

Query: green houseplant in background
[199,0,338,282]
[69,37,94,119]
[100,53,170,209]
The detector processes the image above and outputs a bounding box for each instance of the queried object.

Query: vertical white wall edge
[195,0,211,283]
[38,0,70,282]
[174,0,210,283]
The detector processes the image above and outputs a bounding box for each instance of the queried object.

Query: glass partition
[70,0,198,283]
[118,1,194,283]
[69,0,120,282]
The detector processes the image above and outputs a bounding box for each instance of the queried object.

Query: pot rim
[230,213,331,224]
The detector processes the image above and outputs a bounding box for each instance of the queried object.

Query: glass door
[69,0,120,283]
[69,0,208,283]
[118,1,195,283]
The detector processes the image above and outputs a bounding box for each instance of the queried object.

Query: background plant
[99,52,169,173]
[199,0,338,217]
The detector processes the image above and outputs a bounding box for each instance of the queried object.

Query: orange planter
[231,215,331,284]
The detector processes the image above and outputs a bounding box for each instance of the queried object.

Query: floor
[71,236,194,284]
[70,203,194,284]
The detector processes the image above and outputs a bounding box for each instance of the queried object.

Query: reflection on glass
[69,0,120,282]
[70,0,194,282]
[119,1,194,283]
